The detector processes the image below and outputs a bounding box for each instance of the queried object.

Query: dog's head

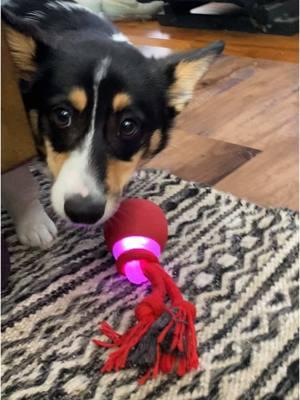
[3,2,224,225]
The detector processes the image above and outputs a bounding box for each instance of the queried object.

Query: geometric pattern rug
[1,162,299,400]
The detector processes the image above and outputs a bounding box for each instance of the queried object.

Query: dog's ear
[160,41,224,113]
[2,5,51,80]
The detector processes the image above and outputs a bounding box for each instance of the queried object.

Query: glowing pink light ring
[112,236,161,285]
[112,236,161,259]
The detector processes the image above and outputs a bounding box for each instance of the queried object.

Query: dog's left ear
[159,41,224,113]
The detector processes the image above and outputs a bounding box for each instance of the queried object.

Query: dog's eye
[119,118,140,140]
[52,107,72,128]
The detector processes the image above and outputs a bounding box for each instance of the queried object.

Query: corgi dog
[2,0,224,248]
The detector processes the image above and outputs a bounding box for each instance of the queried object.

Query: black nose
[64,195,105,224]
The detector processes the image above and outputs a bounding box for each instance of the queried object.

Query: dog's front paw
[16,203,58,249]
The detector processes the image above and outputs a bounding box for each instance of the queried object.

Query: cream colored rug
[1,163,299,400]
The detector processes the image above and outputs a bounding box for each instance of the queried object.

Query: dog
[2,0,224,248]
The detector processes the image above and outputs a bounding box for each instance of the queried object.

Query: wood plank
[130,34,195,51]
[116,21,299,63]
[145,131,260,185]
[215,138,299,210]
[175,57,298,150]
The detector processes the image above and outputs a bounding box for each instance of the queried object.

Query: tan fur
[112,93,131,112]
[29,110,45,155]
[4,24,36,79]
[168,55,215,112]
[68,87,88,112]
[106,151,143,195]
[29,110,39,137]
[148,129,162,155]
[45,140,69,178]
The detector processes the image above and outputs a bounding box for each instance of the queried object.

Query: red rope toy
[93,198,199,384]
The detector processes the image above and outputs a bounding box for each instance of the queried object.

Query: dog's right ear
[2,5,50,80]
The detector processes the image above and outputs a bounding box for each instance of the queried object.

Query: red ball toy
[104,198,168,284]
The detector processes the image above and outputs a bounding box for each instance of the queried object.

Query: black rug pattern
[1,162,299,400]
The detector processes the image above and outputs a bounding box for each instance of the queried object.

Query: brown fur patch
[4,24,36,79]
[29,110,39,137]
[169,55,214,112]
[68,87,88,112]
[29,110,45,156]
[148,129,162,156]
[106,151,143,195]
[45,140,70,178]
[112,93,131,112]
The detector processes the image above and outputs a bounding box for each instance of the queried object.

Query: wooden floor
[117,21,299,210]
[116,21,299,63]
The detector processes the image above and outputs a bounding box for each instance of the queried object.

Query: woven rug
[1,162,299,400]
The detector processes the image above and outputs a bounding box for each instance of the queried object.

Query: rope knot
[135,298,165,320]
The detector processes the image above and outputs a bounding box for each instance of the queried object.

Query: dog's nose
[64,194,105,224]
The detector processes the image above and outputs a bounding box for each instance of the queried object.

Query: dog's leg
[2,164,57,248]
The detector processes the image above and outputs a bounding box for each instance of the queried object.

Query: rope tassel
[93,260,199,384]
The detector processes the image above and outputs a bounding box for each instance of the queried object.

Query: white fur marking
[112,33,129,43]
[2,164,57,248]
[51,59,110,220]
[17,203,58,248]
